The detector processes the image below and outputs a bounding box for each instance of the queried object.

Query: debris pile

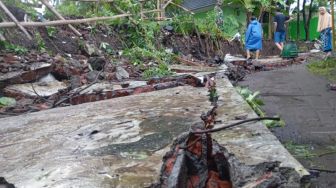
[0,51,209,117]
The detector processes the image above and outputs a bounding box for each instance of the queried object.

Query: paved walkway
[239,63,336,187]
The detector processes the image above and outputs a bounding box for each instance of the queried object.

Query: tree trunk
[268,12,272,40]
[306,0,314,41]
[302,0,308,41]
[297,0,300,40]
[246,11,252,27]
[286,0,291,13]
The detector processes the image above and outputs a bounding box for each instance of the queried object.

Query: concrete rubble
[4,74,68,99]
[0,67,309,187]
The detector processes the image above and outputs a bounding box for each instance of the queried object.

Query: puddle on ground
[89,116,196,158]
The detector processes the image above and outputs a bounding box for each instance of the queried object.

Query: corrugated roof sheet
[182,0,217,11]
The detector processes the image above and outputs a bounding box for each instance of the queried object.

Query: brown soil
[163,34,245,61]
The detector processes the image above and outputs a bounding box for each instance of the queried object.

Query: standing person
[273,9,292,52]
[245,16,263,60]
[317,7,332,55]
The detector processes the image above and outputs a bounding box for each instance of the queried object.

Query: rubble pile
[0,51,208,117]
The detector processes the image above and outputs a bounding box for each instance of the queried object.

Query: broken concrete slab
[0,76,308,187]
[4,80,68,99]
[169,64,219,73]
[115,66,129,81]
[0,62,53,89]
[0,86,211,188]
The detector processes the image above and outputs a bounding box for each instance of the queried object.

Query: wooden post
[0,0,32,40]
[40,0,82,36]
[331,0,335,51]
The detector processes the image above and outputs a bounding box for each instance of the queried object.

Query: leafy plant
[124,47,173,66]
[143,63,173,79]
[0,41,28,55]
[100,42,114,54]
[0,97,16,107]
[46,26,57,38]
[34,33,46,52]
[236,86,285,128]
[284,141,316,159]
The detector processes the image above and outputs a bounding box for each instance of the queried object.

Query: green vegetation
[236,86,285,128]
[100,42,114,55]
[34,33,46,52]
[307,58,336,81]
[46,26,57,38]
[0,97,16,107]
[0,41,28,55]
[284,141,316,159]
[123,47,174,79]
[143,63,173,79]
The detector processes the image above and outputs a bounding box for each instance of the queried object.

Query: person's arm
[285,16,294,23]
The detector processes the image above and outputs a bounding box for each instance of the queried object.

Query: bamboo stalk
[0,0,32,40]
[169,2,194,14]
[0,14,131,28]
[40,0,82,36]
[162,0,173,9]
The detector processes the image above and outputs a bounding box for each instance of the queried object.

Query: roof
[181,0,217,11]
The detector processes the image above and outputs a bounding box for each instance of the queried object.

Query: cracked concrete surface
[0,75,308,188]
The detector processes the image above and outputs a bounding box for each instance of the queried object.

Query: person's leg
[256,50,260,59]
[275,43,283,51]
[282,32,286,49]
[274,32,283,51]
[246,50,251,59]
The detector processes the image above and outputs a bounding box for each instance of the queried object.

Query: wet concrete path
[239,63,336,187]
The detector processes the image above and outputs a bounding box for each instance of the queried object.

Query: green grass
[307,58,336,81]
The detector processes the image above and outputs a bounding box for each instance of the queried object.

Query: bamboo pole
[157,0,160,20]
[162,0,173,9]
[40,0,82,36]
[331,0,335,52]
[169,2,194,14]
[0,0,32,40]
[111,3,138,24]
[0,14,131,28]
